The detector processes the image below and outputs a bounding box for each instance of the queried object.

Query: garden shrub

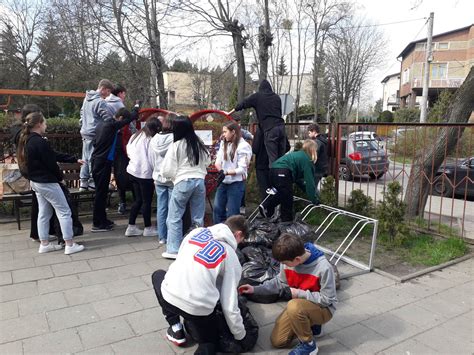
[347,189,374,217]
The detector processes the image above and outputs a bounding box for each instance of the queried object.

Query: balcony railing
[412,77,465,88]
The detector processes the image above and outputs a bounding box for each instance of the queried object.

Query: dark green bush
[320,176,337,207]
[347,189,374,216]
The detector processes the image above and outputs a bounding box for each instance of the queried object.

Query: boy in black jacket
[91,107,139,232]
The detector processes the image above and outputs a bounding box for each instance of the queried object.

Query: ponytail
[17,112,45,176]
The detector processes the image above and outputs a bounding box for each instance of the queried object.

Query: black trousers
[113,148,132,204]
[256,168,270,201]
[129,175,154,227]
[265,168,294,222]
[91,158,112,227]
[151,270,218,346]
[264,125,287,166]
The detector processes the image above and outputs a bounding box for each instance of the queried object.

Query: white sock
[171,323,182,332]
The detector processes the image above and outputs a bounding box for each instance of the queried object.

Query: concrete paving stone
[0,271,12,286]
[431,267,474,284]
[46,303,100,331]
[120,250,157,264]
[50,260,92,277]
[329,302,371,329]
[104,276,150,297]
[0,300,18,320]
[0,313,48,343]
[414,291,470,318]
[437,313,474,343]
[125,307,168,335]
[18,291,68,316]
[414,273,460,293]
[147,258,173,274]
[0,240,29,253]
[77,316,135,350]
[446,259,473,276]
[13,247,43,259]
[63,284,111,307]
[364,285,419,309]
[0,251,13,262]
[111,331,175,354]
[399,279,442,299]
[75,345,115,355]
[355,271,397,288]
[345,291,399,317]
[247,301,285,327]
[316,336,357,354]
[255,323,279,352]
[0,340,23,353]
[33,252,72,267]
[134,289,159,309]
[361,312,424,343]
[388,303,448,330]
[101,243,136,256]
[331,323,391,354]
[455,281,474,298]
[0,257,35,272]
[22,328,84,354]
[377,338,438,355]
[340,277,389,299]
[130,239,158,252]
[37,274,81,294]
[0,281,38,302]
[88,255,126,270]
[92,294,143,319]
[69,247,106,261]
[77,268,120,286]
[141,274,154,288]
[114,262,154,279]
[12,265,54,283]
[415,326,473,355]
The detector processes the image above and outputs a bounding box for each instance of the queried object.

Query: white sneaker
[125,225,143,237]
[162,252,178,260]
[65,243,84,255]
[159,239,166,244]
[38,243,63,253]
[240,206,246,215]
[143,227,158,237]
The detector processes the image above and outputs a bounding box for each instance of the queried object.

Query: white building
[268,73,313,107]
[381,73,400,112]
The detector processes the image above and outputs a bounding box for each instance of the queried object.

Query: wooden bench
[1,162,115,230]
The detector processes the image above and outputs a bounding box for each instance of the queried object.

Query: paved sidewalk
[0,217,472,354]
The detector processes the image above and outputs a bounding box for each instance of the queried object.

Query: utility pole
[420,12,434,123]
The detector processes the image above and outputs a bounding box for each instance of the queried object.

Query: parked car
[433,157,474,198]
[349,131,385,149]
[338,137,389,181]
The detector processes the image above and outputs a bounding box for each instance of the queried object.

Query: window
[403,68,410,84]
[438,42,449,50]
[431,63,447,79]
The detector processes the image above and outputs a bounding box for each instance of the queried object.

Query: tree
[325,18,386,121]
[378,110,393,122]
[169,59,198,73]
[404,67,474,218]
[258,0,272,82]
[393,108,420,122]
[373,98,383,118]
[276,55,288,76]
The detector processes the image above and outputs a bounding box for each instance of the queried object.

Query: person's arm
[110,107,139,130]
[252,264,288,296]
[226,142,252,177]
[294,261,337,308]
[214,140,224,170]
[235,93,258,111]
[241,129,253,141]
[220,253,246,340]
[96,100,114,121]
[303,160,317,203]
[160,142,178,180]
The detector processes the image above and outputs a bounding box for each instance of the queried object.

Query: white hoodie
[126,132,154,179]
[215,137,252,184]
[161,224,246,340]
[160,139,210,185]
[150,132,173,184]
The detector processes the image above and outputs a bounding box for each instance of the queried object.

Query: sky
[358,0,473,105]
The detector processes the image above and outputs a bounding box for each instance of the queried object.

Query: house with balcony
[397,24,474,108]
[381,73,400,111]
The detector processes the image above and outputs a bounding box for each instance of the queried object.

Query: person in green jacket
[259,139,318,222]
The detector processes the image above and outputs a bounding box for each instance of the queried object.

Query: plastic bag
[245,286,292,304]
[240,246,280,286]
[243,220,280,248]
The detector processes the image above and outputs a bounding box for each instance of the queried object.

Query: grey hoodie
[105,94,125,117]
[80,90,113,138]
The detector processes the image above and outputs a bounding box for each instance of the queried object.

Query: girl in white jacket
[125,116,161,237]
[213,121,252,223]
[160,116,210,259]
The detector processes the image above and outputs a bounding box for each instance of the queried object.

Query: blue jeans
[80,138,94,185]
[213,181,245,224]
[156,183,173,242]
[166,178,206,254]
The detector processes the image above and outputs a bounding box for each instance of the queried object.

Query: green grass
[402,234,469,266]
[390,155,413,164]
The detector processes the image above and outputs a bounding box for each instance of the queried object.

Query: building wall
[162,71,211,111]
[268,74,313,107]
[382,75,400,111]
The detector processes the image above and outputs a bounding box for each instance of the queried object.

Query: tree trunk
[404,67,474,218]
[232,32,246,103]
[258,0,271,82]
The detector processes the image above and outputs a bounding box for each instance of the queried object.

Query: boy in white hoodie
[151,215,254,354]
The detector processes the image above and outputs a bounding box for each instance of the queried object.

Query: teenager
[160,116,210,259]
[17,112,84,254]
[213,121,252,223]
[125,116,161,237]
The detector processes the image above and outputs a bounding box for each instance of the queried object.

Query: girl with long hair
[126,116,162,237]
[213,121,252,223]
[260,139,318,222]
[17,112,84,254]
[160,116,210,259]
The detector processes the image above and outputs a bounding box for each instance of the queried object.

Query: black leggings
[151,270,218,346]
[265,168,294,222]
[128,175,154,227]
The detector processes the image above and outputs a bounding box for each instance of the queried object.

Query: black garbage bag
[245,286,292,304]
[235,248,246,266]
[243,220,280,248]
[184,296,258,353]
[278,220,319,244]
[240,246,280,286]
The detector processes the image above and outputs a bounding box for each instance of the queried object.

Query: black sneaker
[91,225,113,233]
[105,219,115,228]
[311,324,323,338]
[117,203,126,214]
[166,326,186,346]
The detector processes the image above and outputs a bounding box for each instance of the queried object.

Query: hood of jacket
[86,90,101,102]
[303,242,325,265]
[258,79,274,94]
[316,134,328,145]
[106,94,122,104]
[207,223,238,250]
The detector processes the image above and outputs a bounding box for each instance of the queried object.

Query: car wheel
[339,165,353,181]
[369,172,385,179]
[433,178,453,196]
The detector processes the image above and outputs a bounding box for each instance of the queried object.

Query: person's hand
[77,159,85,165]
[238,284,254,295]
[290,287,299,298]
[217,170,225,185]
